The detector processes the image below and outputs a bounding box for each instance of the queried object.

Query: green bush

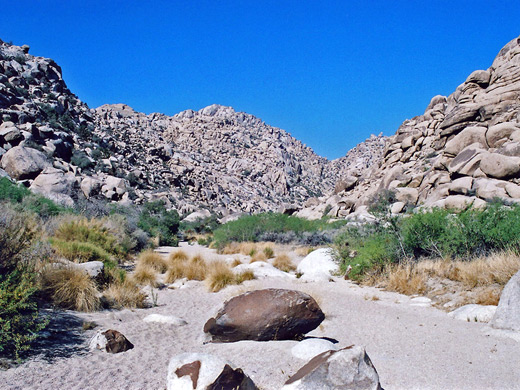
[0,177,68,218]
[137,201,179,246]
[49,238,112,263]
[335,227,399,280]
[212,212,345,248]
[0,205,47,359]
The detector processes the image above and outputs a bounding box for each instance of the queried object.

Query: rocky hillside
[0,38,386,216]
[299,35,520,220]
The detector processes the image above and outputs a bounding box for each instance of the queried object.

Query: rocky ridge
[0,38,386,216]
[299,35,520,220]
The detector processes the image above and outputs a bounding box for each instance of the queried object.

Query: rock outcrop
[300,35,520,219]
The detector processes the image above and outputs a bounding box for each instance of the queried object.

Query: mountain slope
[300,35,520,220]
[0,38,385,216]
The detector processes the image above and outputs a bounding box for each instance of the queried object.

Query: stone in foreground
[282,346,382,390]
[204,288,324,342]
[89,329,134,353]
[167,353,257,390]
[491,270,520,331]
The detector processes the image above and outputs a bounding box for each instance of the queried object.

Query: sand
[2,244,520,390]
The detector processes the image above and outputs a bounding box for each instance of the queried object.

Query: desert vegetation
[0,178,183,359]
[334,192,520,304]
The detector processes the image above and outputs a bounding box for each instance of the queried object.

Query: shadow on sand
[27,309,91,362]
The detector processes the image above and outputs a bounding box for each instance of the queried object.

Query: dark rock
[204,288,325,342]
[207,364,258,390]
[103,329,134,353]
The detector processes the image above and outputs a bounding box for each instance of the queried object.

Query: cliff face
[0,38,385,216]
[299,35,520,220]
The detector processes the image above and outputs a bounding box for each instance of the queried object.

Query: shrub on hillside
[137,201,180,246]
[0,177,67,218]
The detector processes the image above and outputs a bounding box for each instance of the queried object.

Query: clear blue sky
[2,1,519,159]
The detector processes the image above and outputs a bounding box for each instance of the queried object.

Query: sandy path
[1,244,520,390]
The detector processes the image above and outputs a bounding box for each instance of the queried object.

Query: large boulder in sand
[167,353,257,390]
[490,270,520,331]
[282,346,381,390]
[1,145,49,180]
[297,248,339,282]
[204,289,324,342]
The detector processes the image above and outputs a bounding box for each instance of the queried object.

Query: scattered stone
[204,289,325,342]
[167,353,257,390]
[89,329,134,353]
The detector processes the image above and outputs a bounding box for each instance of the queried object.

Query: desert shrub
[0,177,67,218]
[137,201,180,246]
[212,212,346,248]
[250,252,267,263]
[0,205,47,359]
[184,255,208,280]
[52,217,123,256]
[39,265,100,312]
[102,279,147,309]
[335,227,400,280]
[50,238,111,263]
[263,246,274,258]
[180,215,220,235]
[272,254,296,272]
[71,150,94,170]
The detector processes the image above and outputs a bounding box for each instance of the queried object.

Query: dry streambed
[2,244,520,389]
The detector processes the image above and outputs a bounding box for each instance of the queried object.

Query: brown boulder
[204,289,324,342]
[103,329,134,353]
[1,146,49,180]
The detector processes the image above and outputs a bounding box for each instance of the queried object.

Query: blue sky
[2,1,520,159]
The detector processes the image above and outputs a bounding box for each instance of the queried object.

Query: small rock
[89,329,134,353]
[297,248,338,282]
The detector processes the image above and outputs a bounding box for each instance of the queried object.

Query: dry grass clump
[40,266,100,312]
[250,252,267,263]
[103,279,148,309]
[132,263,159,287]
[168,250,189,265]
[183,255,208,281]
[137,250,168,273]
[206,261,236,292]
[272,253,296,272]
[263,246,274,259]
[294,246,315,257]
[385,263,427,295]
[231,257,242,267]
[474,287,501,306]
[234,270,255,284]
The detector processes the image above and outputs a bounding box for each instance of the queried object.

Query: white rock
[76,261,104,278]
[89,331,107,351]
[143,314,187,326]
[491,270,520,331]
[297,248,338,282]
[234,261,296,279]
[448,304,497,323]
[291,338,338,360]
[282,346,381,390]
[410,296,432,307]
